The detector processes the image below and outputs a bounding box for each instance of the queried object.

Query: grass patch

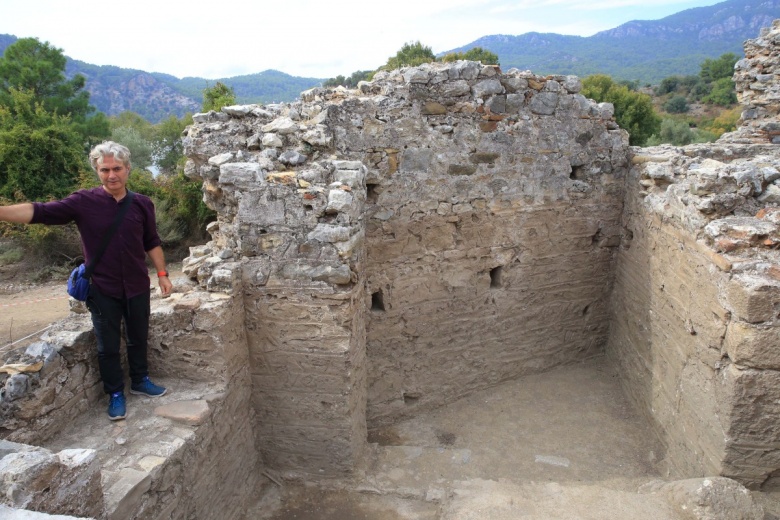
[0,247,24,266]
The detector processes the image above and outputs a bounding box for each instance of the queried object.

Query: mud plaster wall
[357,82,629,426]
[607,165,735,481]
[606,147,780,490]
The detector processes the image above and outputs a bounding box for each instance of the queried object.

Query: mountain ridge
[442,0,779,82]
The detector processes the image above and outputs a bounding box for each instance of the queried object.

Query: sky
[1,0,727,80]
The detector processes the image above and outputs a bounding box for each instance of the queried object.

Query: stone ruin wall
[5,21,780,519]
[181,61,630,474]
[607,21,780,489]
[0,292,261,518]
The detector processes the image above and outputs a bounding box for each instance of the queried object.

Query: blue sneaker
[108,392,126,421]
[129,376,167,397]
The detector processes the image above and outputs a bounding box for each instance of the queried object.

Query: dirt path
[0,281,70,351]
[0,265,183,353]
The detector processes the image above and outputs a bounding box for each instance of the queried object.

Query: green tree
[663,95,689,113]
[383,41,436,70]
[0,88,87,200]
[702,77,737,106]
[323,75,347,88]
[153,114,193,175]
[647,119,697,146]
[109,111,154,139]
[700,53,739,83]
[441,47,499,65]
[582,74,661,146]
[463,47,499,65]
[0,37,108,145]
[202,82,236,112]
[656,76,681,95]
[323,70,373,88]
[111,126,153,171]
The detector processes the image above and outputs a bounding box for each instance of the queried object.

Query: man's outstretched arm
[0,204,33,224]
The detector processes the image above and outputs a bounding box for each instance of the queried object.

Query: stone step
[41,377,224,520]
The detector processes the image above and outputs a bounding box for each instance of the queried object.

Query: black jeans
[86,284,151,394]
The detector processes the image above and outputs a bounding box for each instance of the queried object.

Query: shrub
[663,95,689,114]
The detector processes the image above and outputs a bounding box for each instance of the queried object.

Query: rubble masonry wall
[182,61,630,474]
[605,20,780,489]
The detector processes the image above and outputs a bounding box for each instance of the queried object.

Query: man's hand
[159,276,173,297]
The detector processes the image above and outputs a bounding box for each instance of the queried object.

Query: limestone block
[261,117,298,134]
[471,79,504,97]
[597,102,615,119]
[219,162,263,187]
[334,231,364,260]
[278,263,352,285]
[53,449,103,518]
[402,68,430,84]
[302,124,333,147]
[207,152,233,166]
[724,321,780,369]
[505,93,524,113]
[155,400,210,425]
[262,133,283,148]
[529,92,559,115]
[0,448,58,509]
[720,364,780,486]
[279,150,308,166]
[220,105,252,116]
[237,191,285,226]
[308,224,351,243]
[724,274,780,323]
[191,111,228,124]
[334,169,366,189]
[326,190,354,214]
[106,468,151,520]
[452,61,480,80]
[440,80,471,97]
[400,148,433,172]
[562,75,582,93]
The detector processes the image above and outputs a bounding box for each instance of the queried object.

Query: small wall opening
[490,266,503,288]
[570,166,585,180]
[403,392,420,404]
[371,290,385,311]
[366,182,379,204]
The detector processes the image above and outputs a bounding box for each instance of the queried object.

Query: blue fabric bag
[67,263,90,301]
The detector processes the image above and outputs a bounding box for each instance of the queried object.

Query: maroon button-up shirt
[31,187,162,299]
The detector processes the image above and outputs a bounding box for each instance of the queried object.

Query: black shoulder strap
[83,191,135,279]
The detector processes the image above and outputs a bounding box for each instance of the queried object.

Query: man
[0,141,172,420]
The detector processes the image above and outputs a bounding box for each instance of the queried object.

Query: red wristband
[157,271,169,277]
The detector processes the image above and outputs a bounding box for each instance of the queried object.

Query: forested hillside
[443,0,780,83]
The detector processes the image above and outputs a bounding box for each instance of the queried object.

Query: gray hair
[89,141,131,171]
